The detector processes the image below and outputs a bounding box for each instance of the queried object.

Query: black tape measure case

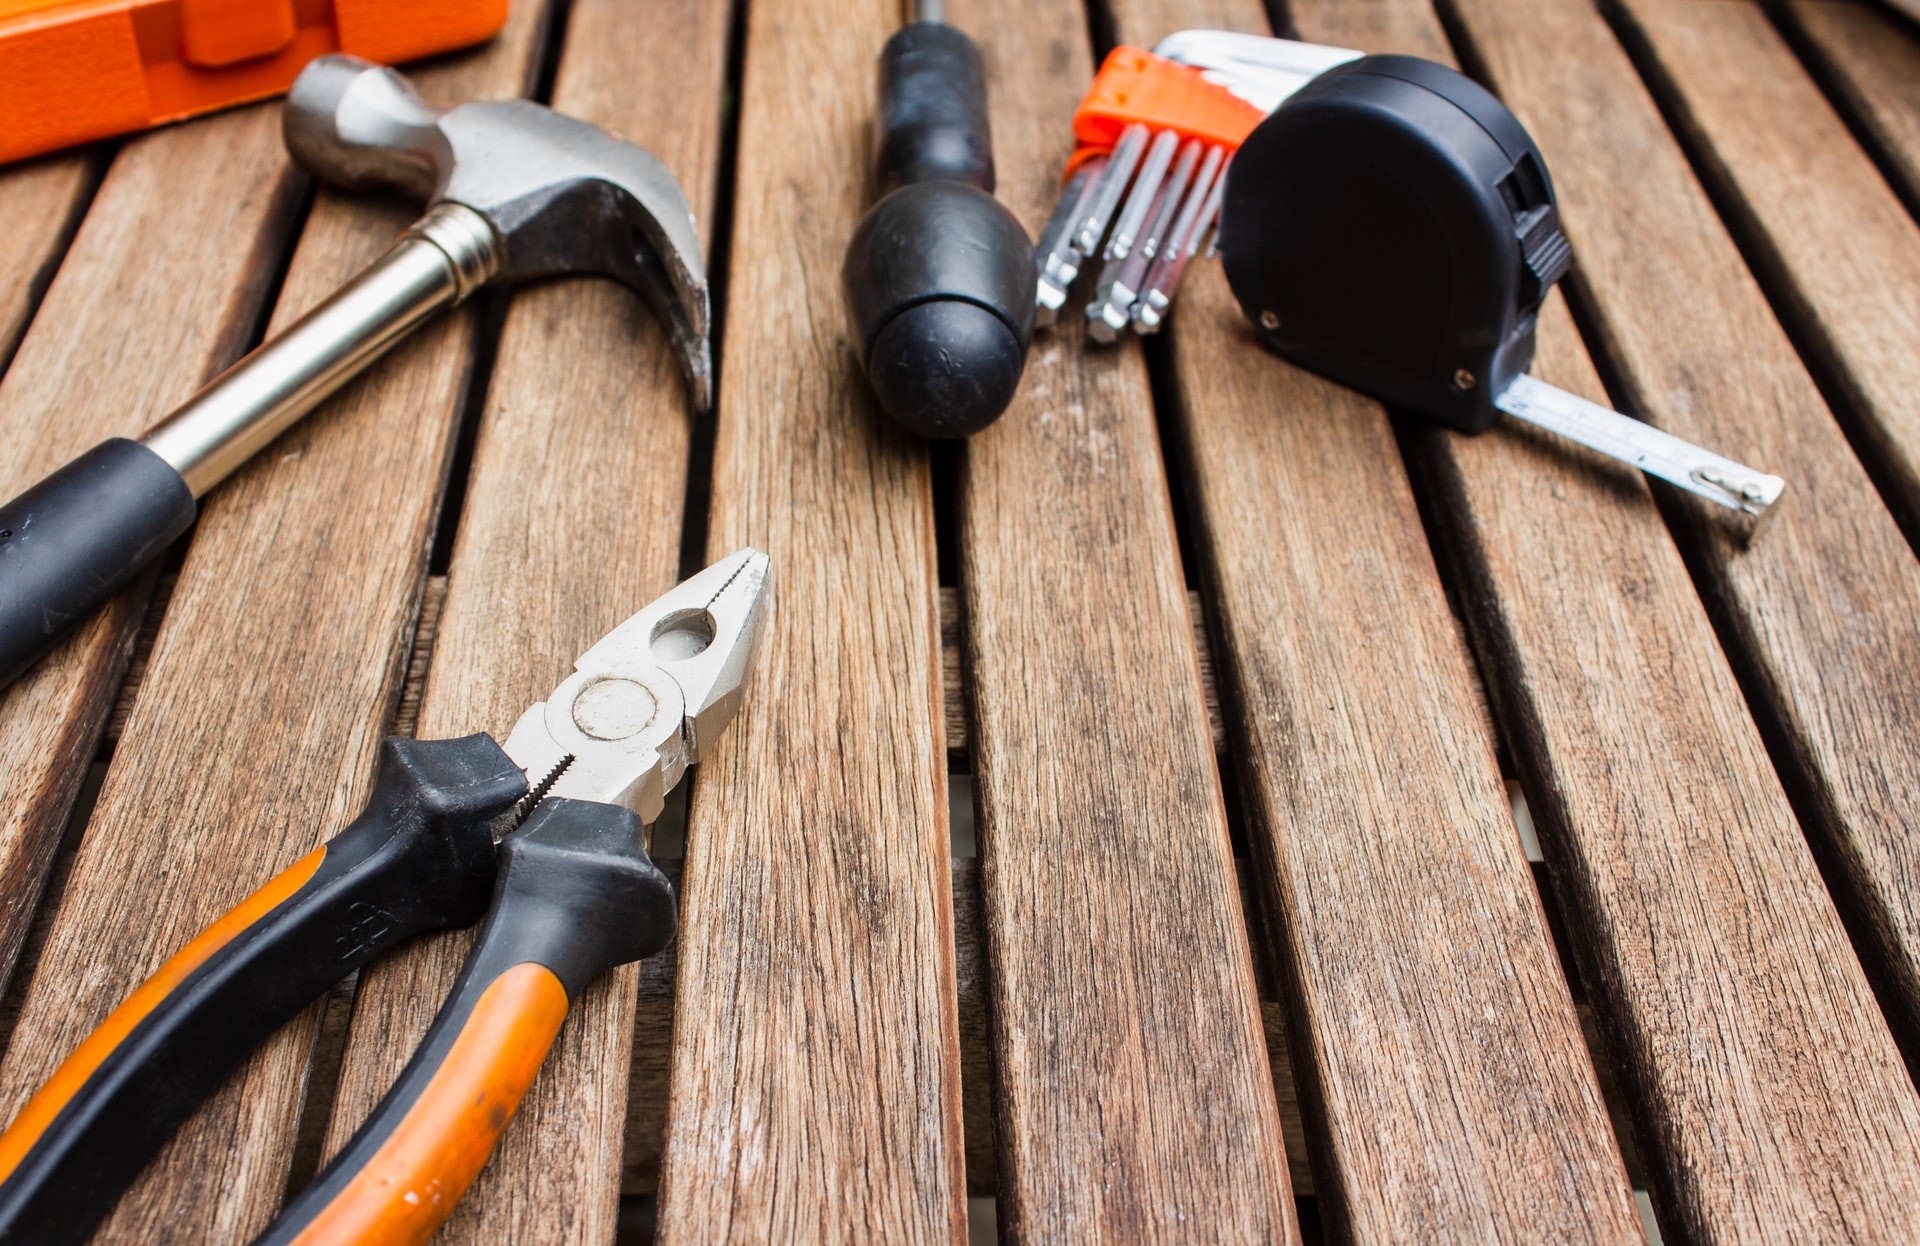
[1218,55,1573,433]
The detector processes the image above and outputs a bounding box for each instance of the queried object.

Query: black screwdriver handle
[0,438,197,690]
[253,797,675,1246]
[0,735,526,1246]
[876,21,995,193]
[844,19,1037,439]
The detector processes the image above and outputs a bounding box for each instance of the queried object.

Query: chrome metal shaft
[142,202,502,497]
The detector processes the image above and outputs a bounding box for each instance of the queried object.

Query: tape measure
[1219,54,1571,434]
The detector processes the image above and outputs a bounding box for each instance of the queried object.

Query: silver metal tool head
[501,548,769,823]
[284,54,712,410]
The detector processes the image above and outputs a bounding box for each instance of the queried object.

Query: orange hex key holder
[1063,45,1267,175]
[1034,33,1360,336]
[0,550,769,1246]
[0,0,509,164]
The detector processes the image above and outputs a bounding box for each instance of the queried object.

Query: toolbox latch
[178,0,297,67]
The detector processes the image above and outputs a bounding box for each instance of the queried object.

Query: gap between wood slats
[0,113,318,1032]
[0,2,564,1236]
[421,0,588,582]
[1767,0,1920,226]
[0,150,109,384]
[1596,0,1920,1074]
[1600,0,1920,556]
[1427,0,1920,1236]
[601,857,1641,1205]
[670,0,752,587]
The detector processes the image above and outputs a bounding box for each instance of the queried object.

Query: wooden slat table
[1,0,1918,1241]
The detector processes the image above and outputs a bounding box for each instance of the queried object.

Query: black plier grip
[0,735,527,1246]
[254,797,674,1246]
[0,548,766,1246]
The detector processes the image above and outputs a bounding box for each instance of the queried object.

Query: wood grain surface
[1083,2,1642,1240]
[954,0,1294,1239]
[1611,0,1920,1053]
[0,11,549,1242]
[1433,0,1920,1236]
[123,582,1243,757]
[1778,0,1920,208]
[621,859,1321,1199]
[0,106,307,1008]
[0,154,94,375]
[649,0,966,1238]
[311,0,730,1241]
[1617,0,1920,540]
[4,2,1919,1238]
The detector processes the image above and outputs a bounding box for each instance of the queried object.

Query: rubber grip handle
[0,735,527,1246]
[876,22,994,192]
[0,438,197,690]
[255,797,675,1246]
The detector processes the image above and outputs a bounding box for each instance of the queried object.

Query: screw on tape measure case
[0,0,508,164]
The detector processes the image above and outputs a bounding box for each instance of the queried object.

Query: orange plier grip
[0,736,525,1246]
[253,797,674,1246]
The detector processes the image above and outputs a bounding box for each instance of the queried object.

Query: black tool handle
[0,438,198,690]
[0,735,526,1246]
[876,21,995,193]
[845,21,1036,438]
[253,797,675,1246]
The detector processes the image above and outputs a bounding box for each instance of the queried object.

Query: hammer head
[285,55,712,410]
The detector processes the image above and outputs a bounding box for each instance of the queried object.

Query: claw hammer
[0,55,711,691]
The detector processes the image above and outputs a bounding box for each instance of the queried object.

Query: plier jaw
[501,547,769,825]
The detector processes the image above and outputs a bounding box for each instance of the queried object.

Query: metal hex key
[1033,32,1359,337]
[1090,136,1201,340]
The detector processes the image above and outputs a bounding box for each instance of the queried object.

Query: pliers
[0,548,769,1246]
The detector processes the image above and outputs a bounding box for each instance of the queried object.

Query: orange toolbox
[0,0,508,164]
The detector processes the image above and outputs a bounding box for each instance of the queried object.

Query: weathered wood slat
[1087,2,1640,1239]
[617,874,1651,1209]
[1619,0,1920,527]
[309,0,729,1240]
[624,859,1320,1199]
[0,14,550,1242]
[1777,0,1920,208]
[1612,0,1920,1055]
[955,0,1295,1238]
[649,0,966,1239]
[120,583,1256,755]
[0,107,307,1011]
[0,154,95,376]
[1433,0,1920,1235]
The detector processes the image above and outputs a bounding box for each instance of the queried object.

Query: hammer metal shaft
[0,54,708,694]
[143,202,503,498]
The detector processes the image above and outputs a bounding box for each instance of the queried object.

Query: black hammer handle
[0,212,478,695]
[0,439,197,689]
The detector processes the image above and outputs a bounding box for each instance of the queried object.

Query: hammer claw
[285,55,713,412]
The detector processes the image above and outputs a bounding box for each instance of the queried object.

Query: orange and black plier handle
[0,548,769,1246]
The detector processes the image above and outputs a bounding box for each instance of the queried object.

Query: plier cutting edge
[0,548,770,1246]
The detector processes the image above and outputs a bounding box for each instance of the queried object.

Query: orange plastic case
[0,0,508,164]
